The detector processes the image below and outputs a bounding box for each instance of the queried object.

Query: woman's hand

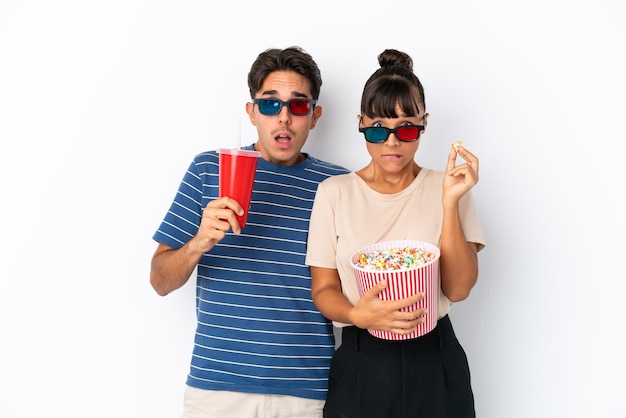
[442,143,479,206]
[351,279,427,335]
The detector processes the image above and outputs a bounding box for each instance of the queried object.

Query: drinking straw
[237,117,241,149]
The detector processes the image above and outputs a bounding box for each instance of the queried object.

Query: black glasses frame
[253,98,317,116]
[358,124,425,143]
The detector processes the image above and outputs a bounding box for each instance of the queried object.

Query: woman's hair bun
[377,49,413,71]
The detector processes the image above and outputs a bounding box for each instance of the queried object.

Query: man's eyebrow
[258,90,310,98]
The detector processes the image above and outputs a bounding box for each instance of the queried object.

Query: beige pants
[182,386,324,418]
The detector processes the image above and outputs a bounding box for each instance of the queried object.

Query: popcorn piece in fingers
[452,140,463,151]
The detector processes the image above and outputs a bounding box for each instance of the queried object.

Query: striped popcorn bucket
[351,240,440,340]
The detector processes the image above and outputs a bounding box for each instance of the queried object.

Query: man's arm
[150,196,244,296]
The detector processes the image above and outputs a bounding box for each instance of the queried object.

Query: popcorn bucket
[350,240,440,340]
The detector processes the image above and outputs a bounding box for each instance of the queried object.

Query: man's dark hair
[248,46,322,100]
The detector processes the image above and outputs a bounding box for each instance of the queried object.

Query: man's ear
[310,105,322,129]
[245,102,257,126]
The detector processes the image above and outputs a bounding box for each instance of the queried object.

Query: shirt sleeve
[305,180,340,269]
[459,190,487,252]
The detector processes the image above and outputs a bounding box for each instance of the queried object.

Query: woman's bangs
[364,79,420,118]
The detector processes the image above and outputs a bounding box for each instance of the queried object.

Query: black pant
[323,315,475,418]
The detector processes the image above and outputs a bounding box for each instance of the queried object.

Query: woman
[305,49,486,418]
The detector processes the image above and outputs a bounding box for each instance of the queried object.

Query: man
[151,46,349,418]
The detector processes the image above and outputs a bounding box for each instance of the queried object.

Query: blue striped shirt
[153,145,350,400]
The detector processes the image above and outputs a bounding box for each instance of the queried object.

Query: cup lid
[218,148,261,157]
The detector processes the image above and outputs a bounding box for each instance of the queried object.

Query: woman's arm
[439,145,481,301]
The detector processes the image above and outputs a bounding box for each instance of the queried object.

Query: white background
[1,1,625,417]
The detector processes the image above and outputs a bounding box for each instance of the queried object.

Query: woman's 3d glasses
[253,98,317,116]
[359,124,425,143]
